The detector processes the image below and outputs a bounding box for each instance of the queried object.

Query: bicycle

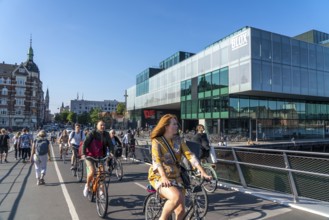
[71,147,80,177]
[60,143,69,164]
[144,177,208,219]
[108,156,123,181]
[76,158,84,182]
[127,143,136,163]
[192,159,218,193]
[85,156,110,218]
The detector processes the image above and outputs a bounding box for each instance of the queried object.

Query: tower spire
[27,34,34,61]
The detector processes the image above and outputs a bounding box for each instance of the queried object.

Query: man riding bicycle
[81,120,114,197]
[69,123,86,170]
[108,129,122,171]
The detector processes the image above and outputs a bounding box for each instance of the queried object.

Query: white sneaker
[83,184,89,197]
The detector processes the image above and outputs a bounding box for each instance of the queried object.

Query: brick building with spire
[0,38,48,130]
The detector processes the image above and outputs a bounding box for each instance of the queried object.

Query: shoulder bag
[161,136,190,187]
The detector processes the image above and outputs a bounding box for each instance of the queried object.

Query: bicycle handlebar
[84,155,109,162]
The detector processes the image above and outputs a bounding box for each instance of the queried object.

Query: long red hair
[150,114,178,140]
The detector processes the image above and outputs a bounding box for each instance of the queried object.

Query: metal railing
[133,141,329,203]
[215,146,329,203]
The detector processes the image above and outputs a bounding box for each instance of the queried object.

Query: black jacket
[82,130,114,156]
[192,133,210,150]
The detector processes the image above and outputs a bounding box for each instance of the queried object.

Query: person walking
[148,114,211,219]
[69,123,85,170]
[30,130,51,185]
[20,128,33,163]
[0,128,10,163]
[13,132,22,160]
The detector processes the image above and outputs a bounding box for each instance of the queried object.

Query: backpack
[21,134,31,148]
[70,130,83,141]
[35,139,49,155]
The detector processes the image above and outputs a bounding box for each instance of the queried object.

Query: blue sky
[1,0,329,114]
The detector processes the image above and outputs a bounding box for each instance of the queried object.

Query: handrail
[216,146,329,156]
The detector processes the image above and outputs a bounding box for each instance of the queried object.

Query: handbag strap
[161,136,179,165]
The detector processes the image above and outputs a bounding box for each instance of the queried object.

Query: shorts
[85,158,96,173]
[0,147,8,154]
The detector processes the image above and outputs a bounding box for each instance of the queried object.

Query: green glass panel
[220,88,228,94]
[213,112,220,118]
[198,93,204,98]
[186,114,191,119]
[205,91,211,97]
[212,89,220,96]
[186,95,191,100]
[205,113,212,118]
[181,96,186,101]
[220,112,229,118]
[192,113,197,119]
[181,114,186,119]
[198,113,205,118]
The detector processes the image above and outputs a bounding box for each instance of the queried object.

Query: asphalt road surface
[0,142,326,220]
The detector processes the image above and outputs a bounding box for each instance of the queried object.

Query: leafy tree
[67,111,77,124]
[54,113,61,123]
[54,110,70,124]
[78,112,91,125]
[90,108,102,126]
[116,102,126,115]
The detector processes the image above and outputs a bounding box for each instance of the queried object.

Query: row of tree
[54,103,126,127]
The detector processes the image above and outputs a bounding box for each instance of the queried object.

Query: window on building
[0,78,3,84]
[2,87,8,95]
[0,118,6,125]
[16,88,25,96]
[0,109,7,115]
[16,108,22,115]
[15,98,24,106]
[6,78,10,84]
[0,98,7,105]
[16,77,25,85]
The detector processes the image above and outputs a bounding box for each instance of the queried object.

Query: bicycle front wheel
[76,160,84,182]
[96,180,108,218]
[185,186,208,218]
[144,193,162,220]
[113,158,123,181]
[202,166,218,193]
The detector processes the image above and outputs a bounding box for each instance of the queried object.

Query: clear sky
[1,0,328,114]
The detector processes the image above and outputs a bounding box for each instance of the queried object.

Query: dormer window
[19,68,25,73]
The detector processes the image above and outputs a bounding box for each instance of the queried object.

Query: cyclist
[148,114,211,220]
[81,120,114,197]
[107,129,122,171]
[192,124,210,162]
[58,129,69,159]
[69,123,85,170]
[122,130,132,159]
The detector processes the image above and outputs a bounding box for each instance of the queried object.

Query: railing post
[231,148,247,188]
[283,152,299,203]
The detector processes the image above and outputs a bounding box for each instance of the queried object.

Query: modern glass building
[126,26,329,140]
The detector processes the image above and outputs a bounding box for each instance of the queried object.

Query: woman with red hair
[148,114,211,220]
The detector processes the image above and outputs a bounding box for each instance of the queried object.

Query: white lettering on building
[231,32,248,51]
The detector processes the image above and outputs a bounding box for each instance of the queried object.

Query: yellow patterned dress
[148,136,199,189]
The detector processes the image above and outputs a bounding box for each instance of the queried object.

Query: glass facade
[127,26,329,140]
